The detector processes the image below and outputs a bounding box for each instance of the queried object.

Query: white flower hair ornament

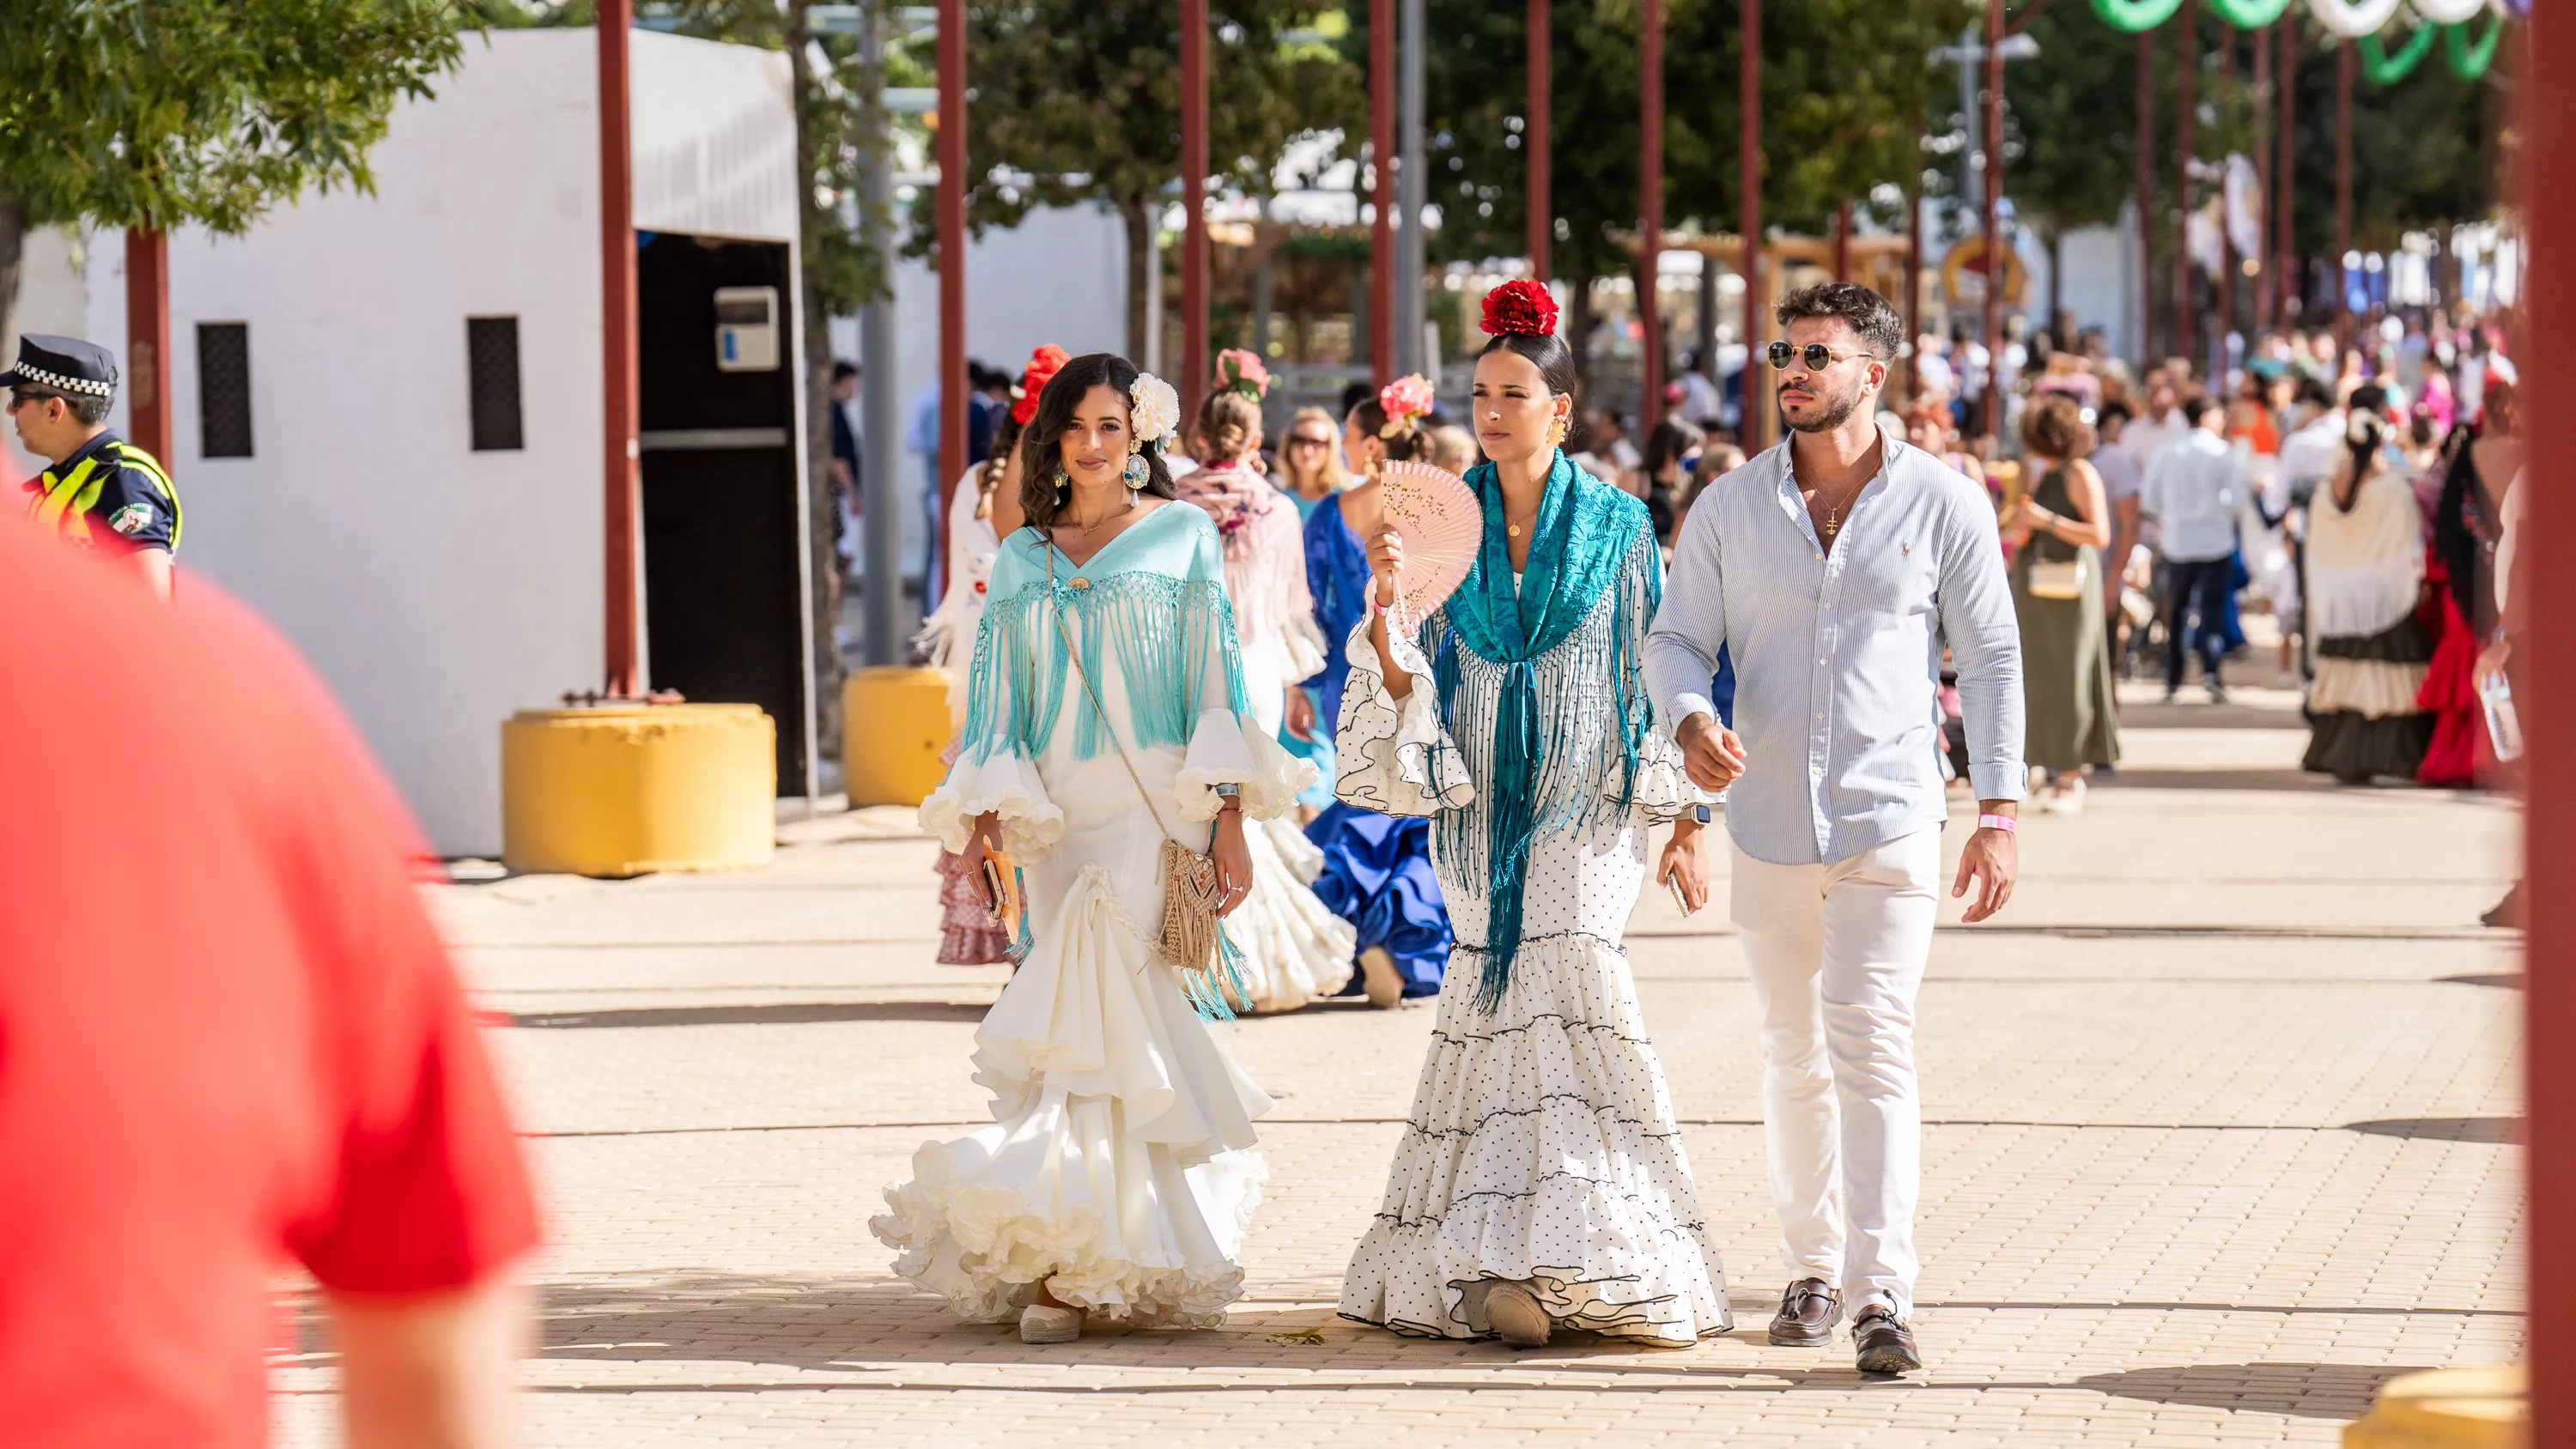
[1124,372,1182,488]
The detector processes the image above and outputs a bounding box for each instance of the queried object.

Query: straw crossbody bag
[1045,545,1248,1017]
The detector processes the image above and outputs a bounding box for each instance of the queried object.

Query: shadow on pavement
[2343,1116,2520,1143]
[507,1002,988,1029]
[2071,1362,2430,1418]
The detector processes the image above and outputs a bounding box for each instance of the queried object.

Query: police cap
[1,335,118,399]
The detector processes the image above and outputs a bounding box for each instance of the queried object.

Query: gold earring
[1546,416,1569,451]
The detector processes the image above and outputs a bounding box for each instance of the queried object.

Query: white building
[19,29,811,857]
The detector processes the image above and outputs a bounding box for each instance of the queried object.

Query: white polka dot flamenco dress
[1330,527,1731,1347]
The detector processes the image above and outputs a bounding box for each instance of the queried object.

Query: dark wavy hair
[1347,394,1426,464]
[1017,351,1177,529]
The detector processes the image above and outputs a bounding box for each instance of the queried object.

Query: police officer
[9,335,181,598]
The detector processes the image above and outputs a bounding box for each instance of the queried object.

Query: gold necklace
[1504,506,1541,539]
[1064,495,1133,539]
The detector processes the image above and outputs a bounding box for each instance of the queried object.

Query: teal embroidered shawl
[1433,451,1656,1009]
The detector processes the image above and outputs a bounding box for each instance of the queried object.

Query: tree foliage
[1352,0,1971,289]
[0,0,480,232]
[945,2,1361,355]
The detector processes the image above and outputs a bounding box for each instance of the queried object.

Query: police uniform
[8,335,182,555]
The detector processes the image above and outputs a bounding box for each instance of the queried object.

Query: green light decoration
[2359,21,2439,82]
[2206,0,2296,25]
[2088,0,2185,33]
[2446,13,2502,78]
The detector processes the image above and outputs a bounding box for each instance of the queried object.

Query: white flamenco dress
[1332,474,1731,1346]
[874,501,1312,1327]
[1175,459,1357,1012]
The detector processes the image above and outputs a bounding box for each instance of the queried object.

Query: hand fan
[1376,460,1482,624]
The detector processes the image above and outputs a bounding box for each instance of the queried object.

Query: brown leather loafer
[1766,1277,1842,1347]
[1852,1305,1922,1373]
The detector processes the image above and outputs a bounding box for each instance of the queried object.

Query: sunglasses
[4,390,50,412]
[1286,435,1331,448]
[1766,342,1878,372]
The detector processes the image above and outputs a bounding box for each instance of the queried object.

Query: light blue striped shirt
[1645,436,2026,867]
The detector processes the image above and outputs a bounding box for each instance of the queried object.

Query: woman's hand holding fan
[1372,459,1482,628]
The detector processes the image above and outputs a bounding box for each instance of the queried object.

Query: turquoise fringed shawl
[1435,452,1656,1011]
[955,502,1251,767]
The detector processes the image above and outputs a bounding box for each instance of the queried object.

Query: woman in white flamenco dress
[1170,361,1357,1011]
[1333,293,1730,1349]
[873,356,1311,1344]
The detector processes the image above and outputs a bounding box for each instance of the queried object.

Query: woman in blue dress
[1301,379,1455,1009]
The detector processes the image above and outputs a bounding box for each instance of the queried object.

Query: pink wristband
[1977,813,2017,833]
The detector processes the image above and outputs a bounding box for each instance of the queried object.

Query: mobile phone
[1667,876,1697,918]
[980,858,1010,922]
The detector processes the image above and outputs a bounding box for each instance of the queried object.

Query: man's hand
[1951,807,2018,923]
[1656,815,1714,915]
[1674,712,1747,792]
[1284,687,1315,743]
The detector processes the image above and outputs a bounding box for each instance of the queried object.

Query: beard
[1782,373,1868,433]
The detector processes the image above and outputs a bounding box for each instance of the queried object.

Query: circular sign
[1940,236,2028,309]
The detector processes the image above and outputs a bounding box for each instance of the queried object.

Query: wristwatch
[1692,804,1712,825]
[1213,782,1242,811]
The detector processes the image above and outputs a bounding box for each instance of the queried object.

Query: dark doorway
[636,233,810,794]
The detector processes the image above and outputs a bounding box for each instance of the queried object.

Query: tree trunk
[786,2,844,781]
[0,197,23,384]
[2046,225,2063,349]
[1121,194,1153,361]
[1564,275,1594,388]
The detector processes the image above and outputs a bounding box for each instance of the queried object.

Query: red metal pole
[2176,0,2196,373]
[1639,0,1663,431]
[1528,0,1551,286]
[938,0,967,549]
[1740,0,1764,451]
[1370,0,1395,388]
[2526,3,2575,1440]
[123,228,171,464]
[2253,20,2273,330]
[2277,17,2298,329]
[1981,0,2002,440]
[1182,0,1208,422]
[598,0,641,697]
[2136,28,2157,364]
[2334,37,2353,347]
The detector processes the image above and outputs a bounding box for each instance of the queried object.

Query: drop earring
[1122,445,1150,489]
[1546,415,1569,451]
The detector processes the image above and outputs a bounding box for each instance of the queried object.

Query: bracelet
[1213,782,1242,813]
[1977,813,2017,834]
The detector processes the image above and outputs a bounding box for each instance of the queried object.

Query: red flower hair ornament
[1480,279,1559,338]
[1011,343,1071,426]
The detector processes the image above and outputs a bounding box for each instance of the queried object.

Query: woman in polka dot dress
[1330,283,1731,1349]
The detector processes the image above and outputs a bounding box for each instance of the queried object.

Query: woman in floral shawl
[1170,351,1357,1011]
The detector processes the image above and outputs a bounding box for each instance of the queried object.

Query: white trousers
[1728,830,1941,1319]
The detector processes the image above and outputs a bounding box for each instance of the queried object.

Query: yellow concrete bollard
[2343,1367,2525,1449]
[501,702,775,876]
[845,665,953,807]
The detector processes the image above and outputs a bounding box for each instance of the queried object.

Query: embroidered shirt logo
[107,502,155,537]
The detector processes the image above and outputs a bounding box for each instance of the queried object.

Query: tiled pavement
[275,684,2524,1445]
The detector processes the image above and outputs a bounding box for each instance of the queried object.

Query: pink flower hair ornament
[1377,373,1436,438]
[1216,348,1271,400]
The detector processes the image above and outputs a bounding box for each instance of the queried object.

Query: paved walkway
[276,684,2524,1446]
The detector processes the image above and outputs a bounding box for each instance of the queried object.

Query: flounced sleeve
[917,538,1068,859]
[1332,606,1474,817]
[1613,530,1710,827]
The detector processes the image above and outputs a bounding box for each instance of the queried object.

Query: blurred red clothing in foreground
[0,520,538,1446]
